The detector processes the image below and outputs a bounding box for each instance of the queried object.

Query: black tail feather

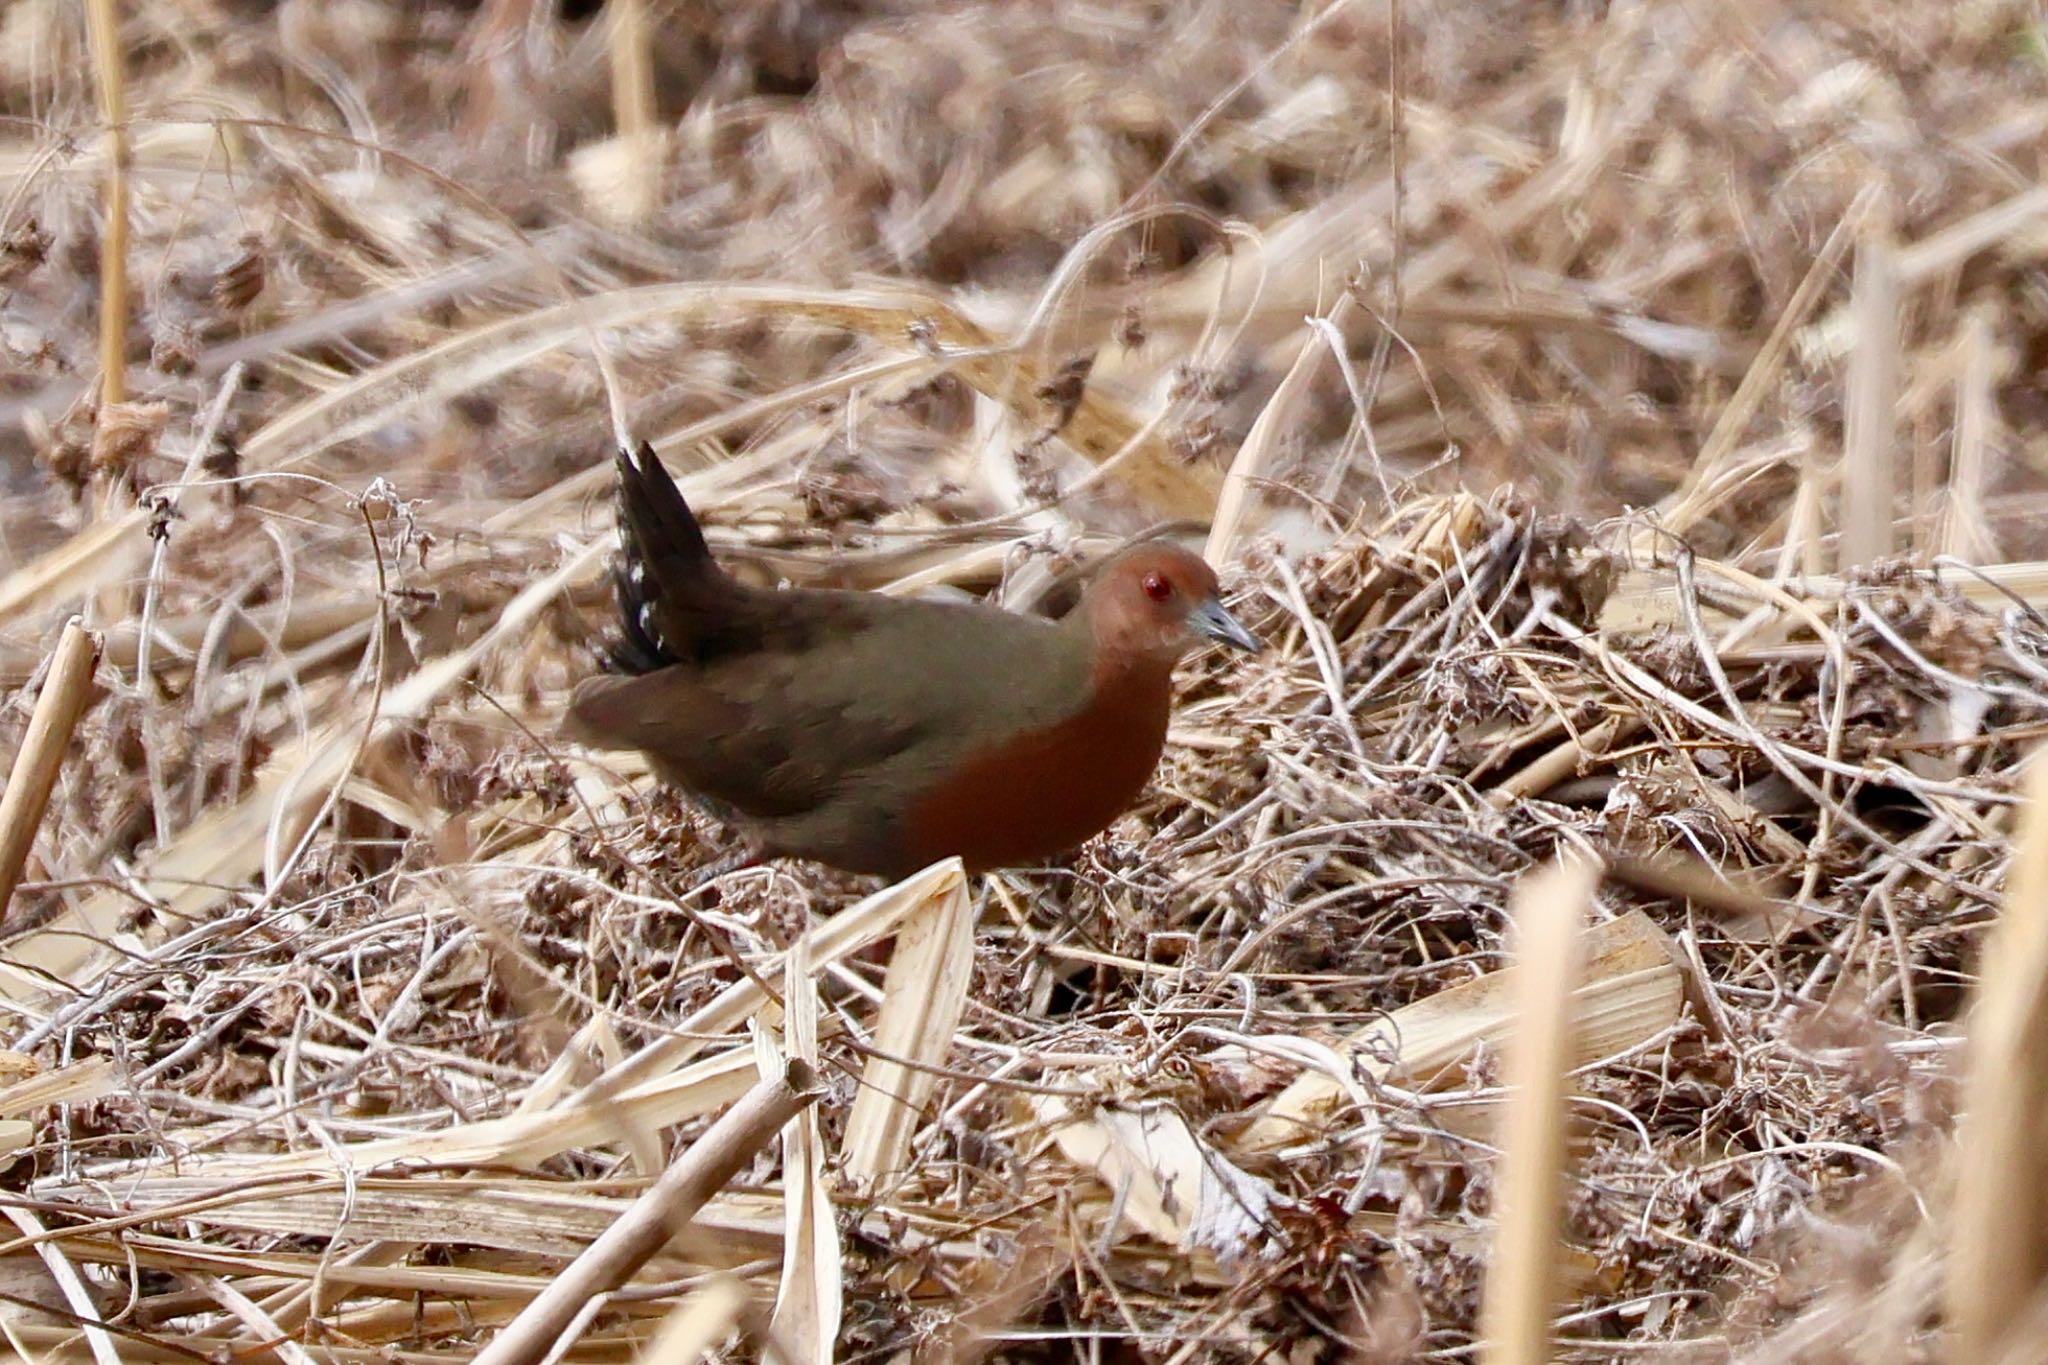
[605,443,725,674]
[605,562,669,673]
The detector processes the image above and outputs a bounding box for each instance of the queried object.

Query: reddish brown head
[1075,542,1260,662]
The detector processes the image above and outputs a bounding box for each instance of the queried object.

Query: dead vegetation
[2,0,2048,1359]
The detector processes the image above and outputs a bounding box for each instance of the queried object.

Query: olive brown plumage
[564,445,1258,877]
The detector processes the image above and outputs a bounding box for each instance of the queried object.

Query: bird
[564,444,1259,879]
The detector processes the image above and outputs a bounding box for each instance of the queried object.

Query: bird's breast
[893,656,1177,875]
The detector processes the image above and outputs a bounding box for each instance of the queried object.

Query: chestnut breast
[891,651,1177,875]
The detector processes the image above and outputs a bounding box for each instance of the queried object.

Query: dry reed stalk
[1206,293,1354,565]
[1946,752,2048,1359]
[24,1172,786,1257]
[1487,715,1635,805]
[83,0,127,412]
[470,1060,820,1365]
[0,521,140,629]
[0,1116,37,1160]
[81,0,132,636]
[608,0,658,228]
[1475,855,1598,1365]
[0,620,101,917]
[610,0,654,147]
[126,1037,762,1181]
[766,944,840,1363]
[1897,184,2048,286]
[1941,308,1999,564]
[571,0,669,224]
[1788,437,1828,580]
[841,863,975,1182]
[0,1056,115,1118]
[72,593,376,680]
[1240,909,1685,1151]
[1598,558,2048,632]
[1603,849,1789,928]
[0,1205,119,1365]
[1840,191,1900,568]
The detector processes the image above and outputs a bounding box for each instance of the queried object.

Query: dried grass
[2,0,2047,1360]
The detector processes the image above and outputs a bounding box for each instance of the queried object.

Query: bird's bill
[1189,597,1260,652]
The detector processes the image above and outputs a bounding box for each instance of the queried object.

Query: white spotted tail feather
[603,443,737,675]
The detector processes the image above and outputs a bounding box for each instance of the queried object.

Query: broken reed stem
[1476,854,1600,1365]
[1947,752,2048,1359]
[1840,189,1900,569]
[1487,715,1632,805]
[0,621,103,916]
[607,0,659,228]
[85,0,130,411]
[841,868,974,1183]
[471,1060,821,1365]
[1205,293,1354,565]
[610,0,655,142]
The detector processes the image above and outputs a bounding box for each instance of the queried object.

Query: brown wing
[567,622,923,821]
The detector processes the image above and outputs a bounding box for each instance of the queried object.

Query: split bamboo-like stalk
[768,945,841,1364]
[1206,294,1354,565]
[1240,908,1686,1152]
[0,621,102,917]
[841,864,976,1182]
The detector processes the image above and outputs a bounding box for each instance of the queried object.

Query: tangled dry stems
[1,0,2046,1359]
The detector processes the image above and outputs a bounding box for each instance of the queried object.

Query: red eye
[1141,571,1173,602]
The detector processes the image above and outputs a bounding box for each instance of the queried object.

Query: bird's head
[1080,542,1260,662]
